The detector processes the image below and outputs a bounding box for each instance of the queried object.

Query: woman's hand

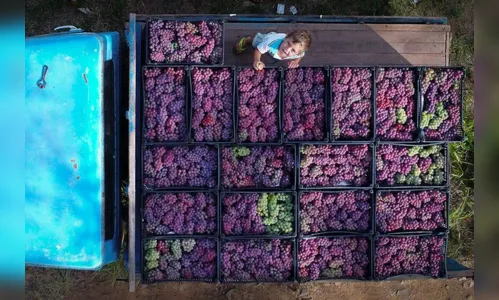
[288,59,300,69]
[253,60,265,71]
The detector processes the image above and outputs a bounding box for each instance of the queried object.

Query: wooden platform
[223,23,451,66]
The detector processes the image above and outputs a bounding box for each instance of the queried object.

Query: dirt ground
[26,265,475,300]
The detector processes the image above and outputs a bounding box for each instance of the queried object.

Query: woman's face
[278,38,304,58]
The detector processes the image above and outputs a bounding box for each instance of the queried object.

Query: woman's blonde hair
[287,30,312,51]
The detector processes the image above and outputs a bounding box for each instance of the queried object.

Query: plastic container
[141,190,219,238]
[220,144,297,191]
[374,66,421,143]
[145,17,226,65]
[375,143,449,189]
[235,66,283,144]
[297,235,373,282]
[142,65,190,143]
[188,65,237,143]
[419,66,466,143]
[298,190,375,236]
[298,143,375,190]
[282,66,329,143]
[141,236,219,283]
[142,143,219,191]
[374,188,449,235]
[220,191,298,238]
[373,233,447,280]
[220,237,296,283]
[329,66,376,143]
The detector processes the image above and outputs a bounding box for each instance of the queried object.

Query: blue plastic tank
[25,26,121,270]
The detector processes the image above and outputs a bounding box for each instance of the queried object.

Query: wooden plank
[223,51,447,66]
[225,22,450,32]
[445,31,452,66]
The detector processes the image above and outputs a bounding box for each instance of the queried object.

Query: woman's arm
[288,56,303,68]
[253,49,265,70]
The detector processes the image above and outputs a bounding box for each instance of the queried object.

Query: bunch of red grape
[331,67,373,140]
[148,20,223,64]
[191,67,234,142]
[283,67,326,141]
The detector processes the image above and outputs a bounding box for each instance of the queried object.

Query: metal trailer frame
[126,13,472,292]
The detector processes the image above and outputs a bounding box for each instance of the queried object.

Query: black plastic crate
[298,190,375,236]
[220,237,296,283]
[145,17,226,65]
[142,66,190,144]
[282,66,329,143]
[141,236,220,283]
[374,188,449,235]
[419,66,466,143]
[220,144,297,191]
[375,143,450,189]
[329,66,376,143]
[297,235,373,282]
[141,190,219,238]
[188,65,237,143]
[235,66,283,144]
[297,143,375,190]
[373,233,447,280]
[374,66,421,143]
[142,143,220,191]
[220,191,298,238]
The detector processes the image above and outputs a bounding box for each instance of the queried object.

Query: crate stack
[140,18,465,283]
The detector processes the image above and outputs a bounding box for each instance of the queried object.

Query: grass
[25,0,474,296]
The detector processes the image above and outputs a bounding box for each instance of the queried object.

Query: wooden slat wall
[224,23,450,66]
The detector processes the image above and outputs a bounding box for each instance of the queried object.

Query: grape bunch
[331,67,373,140]
[237,68,280,142]
[375,235,445,278]
[300,144,371,187]
[222,193,294,235]
[421,68,464,141]
[376,144,447,186]
[148,20,223,64]
[143,145,217,189]
[144,238,217,282]
[221,146,295,189]
[283,67,326,141]
[143,193,217,236]
[298,237,370,280]
[221,239,294,282]
[143,67,187,142]
[300,191,371,234]
[191,67,234,142]
[376,68,417,141]
[376,190,447,233]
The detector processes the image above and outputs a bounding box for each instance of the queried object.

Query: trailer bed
[224,23,451,66]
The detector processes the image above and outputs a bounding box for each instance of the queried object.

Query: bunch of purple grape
[237,68,280,143]
[221,239,294,282]
[300,144,371,187]
[191,67,234,142]
[143,145,217,189]
[331,67,373,140]
[143,193,217,236]
[144,238,217,282]
[376,68,417,141]
[300,191,371,234]
[421,68,464,141]
[376,144,446,186]
[376,190,447,233]
[143,67,187,142]
[298,237,370,280]
[283,67,326,141]
[221,146,295,189]
[148,20,223,64]
[375,235,445,278]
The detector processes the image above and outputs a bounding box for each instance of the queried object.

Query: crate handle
[54,25,83,33]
